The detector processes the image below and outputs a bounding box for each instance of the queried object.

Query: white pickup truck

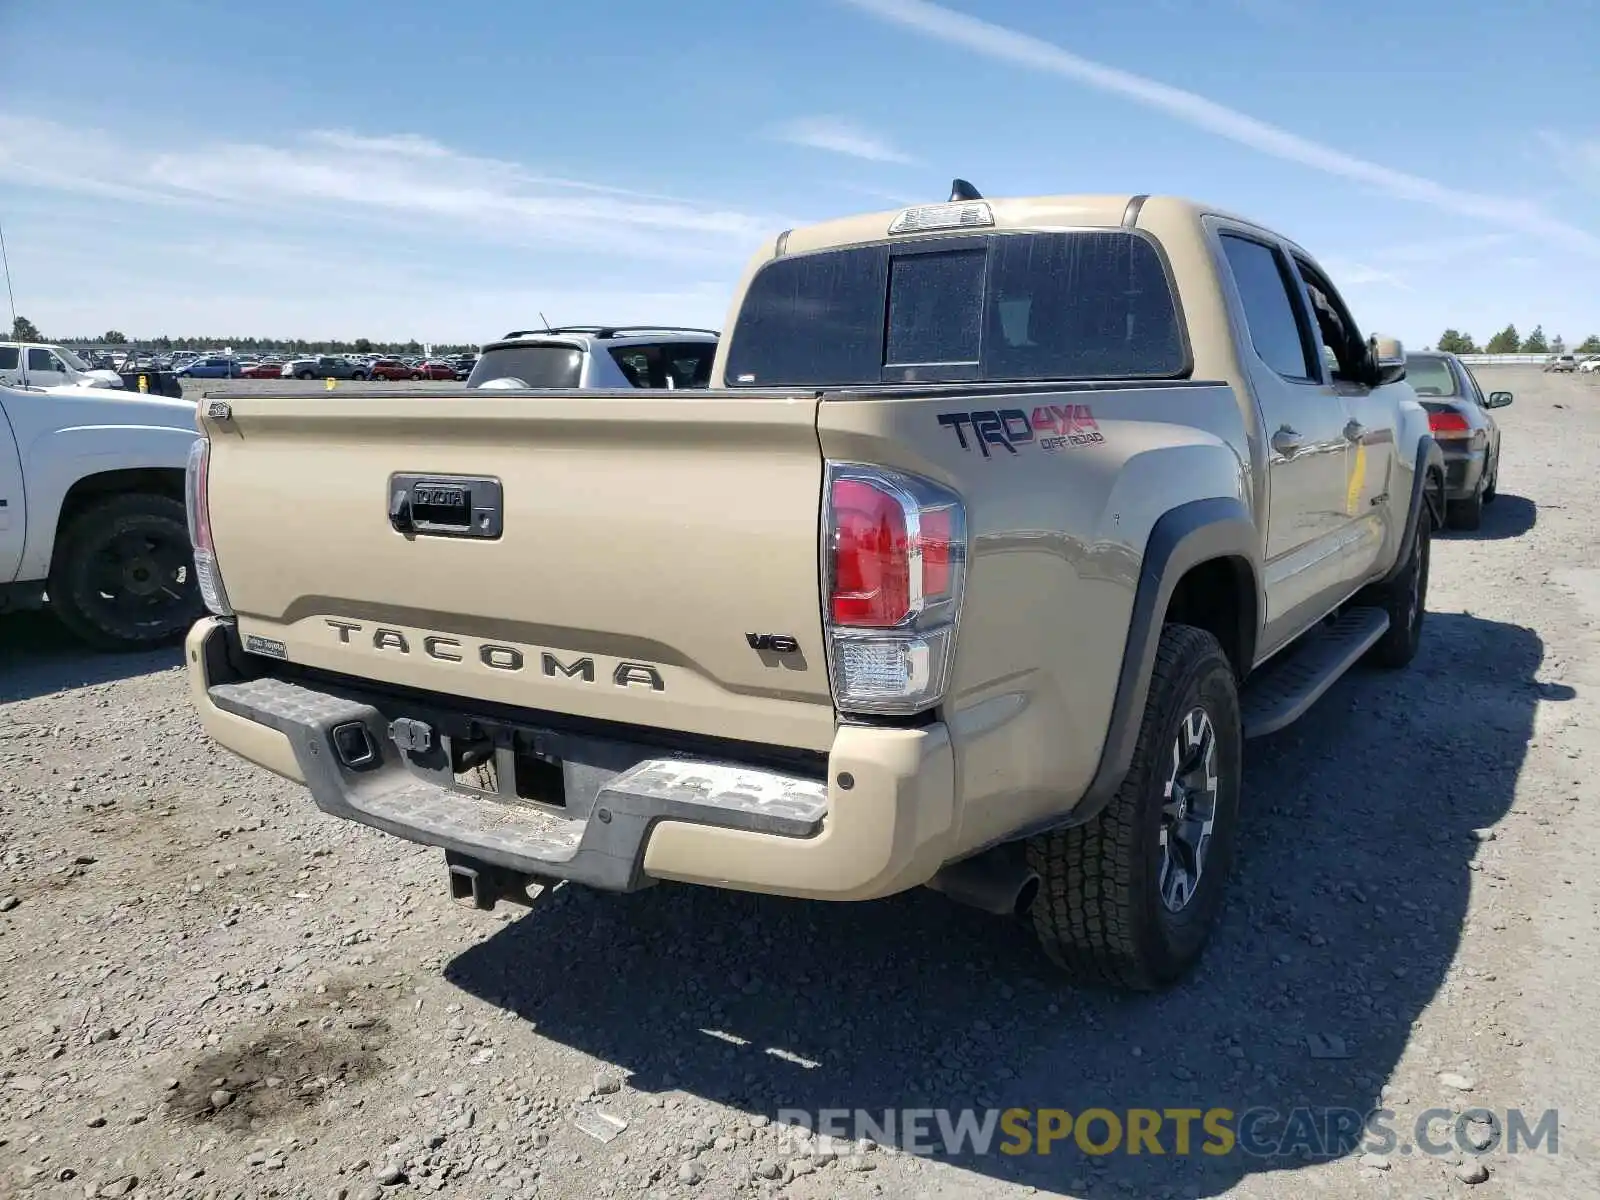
[0,342,126,390]
[0,381,204,649]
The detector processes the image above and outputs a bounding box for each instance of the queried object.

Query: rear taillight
[184,437,233,617]
[1427,410,1471,439]
[824,464,966,716]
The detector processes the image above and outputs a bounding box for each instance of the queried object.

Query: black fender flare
[1383,435,1445,584]
[1063,496,1261,829]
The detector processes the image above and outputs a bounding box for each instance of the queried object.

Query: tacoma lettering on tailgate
[323,620,665,690]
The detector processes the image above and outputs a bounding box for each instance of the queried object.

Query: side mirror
[1370,334,1406,386]
[1486,391,1513,408]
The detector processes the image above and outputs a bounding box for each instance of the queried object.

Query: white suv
[466,326,719,390]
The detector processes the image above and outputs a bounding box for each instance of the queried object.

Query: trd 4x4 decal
[937,405,1104,458]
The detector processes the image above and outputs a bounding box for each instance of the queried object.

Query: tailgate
[200,389,834,752]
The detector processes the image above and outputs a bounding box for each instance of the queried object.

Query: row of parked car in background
[1545,353,1600,372]
[63,326,727,391]
[158,351,480,381]
[52,335,1600,395]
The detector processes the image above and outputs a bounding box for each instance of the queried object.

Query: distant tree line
[16,314,1599,363]
[1435,325,1600,356]
[9,317,477,356]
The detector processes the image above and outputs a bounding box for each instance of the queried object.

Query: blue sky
[2,0,1597,348]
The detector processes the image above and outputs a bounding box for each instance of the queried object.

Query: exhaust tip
[926,846,1038,918]
[1013,872,1041,919]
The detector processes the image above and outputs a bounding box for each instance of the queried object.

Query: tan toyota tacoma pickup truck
[183,184,1444,991]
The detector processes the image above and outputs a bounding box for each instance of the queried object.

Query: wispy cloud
[1318,258,1413,291]
[772,116,917,165]
[840,0,1600,257]
[0,115,776,261]
[6,214,737,341]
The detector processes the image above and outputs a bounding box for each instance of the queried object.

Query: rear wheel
[297,370,314,380]
[1449,483,1484,531]
[1482,459,1498,505]
[1364,501,1431,668]
[48,494,203,651]
[1026,624,1242,991]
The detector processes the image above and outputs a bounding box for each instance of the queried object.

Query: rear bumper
[1439,443,1486,499]
[185,618,956,901]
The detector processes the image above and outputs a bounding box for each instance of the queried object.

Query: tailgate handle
[387,474,505,540]
[389,487,414,533]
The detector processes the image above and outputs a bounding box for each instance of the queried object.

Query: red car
[416,359,457,380]
[369,358,413,381]
[240,361,285,379]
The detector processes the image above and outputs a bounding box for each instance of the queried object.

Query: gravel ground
[3,367,1599,1200]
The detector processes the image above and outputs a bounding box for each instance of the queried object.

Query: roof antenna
[0,217,17,332]
[539,311,552,332]
[949,178,982,202]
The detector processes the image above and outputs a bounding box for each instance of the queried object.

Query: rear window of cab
[466,344,584,389]
[1403,356,1460,397]
[723,230,1188,388]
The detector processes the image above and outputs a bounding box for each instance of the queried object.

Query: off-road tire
[1025,624,1242,991]
[1448,484,1483,531]
[47,494,203,652]
[1363,502,1431,668]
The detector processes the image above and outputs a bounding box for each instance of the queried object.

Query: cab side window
[0,348,18,371]
[665,343,716,388]
[1219,234,1319,382]
[609,348,654,387]
[27,349,54,372]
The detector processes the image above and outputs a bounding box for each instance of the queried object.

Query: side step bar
[1240,607,1389,739]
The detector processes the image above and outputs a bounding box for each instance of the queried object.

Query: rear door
[1454,356,1499,480]
[1213,228,1351,634]
[0,392,24,581]
[1289,255,1398,581]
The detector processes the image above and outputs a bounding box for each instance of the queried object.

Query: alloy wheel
[1158,707,1220,913]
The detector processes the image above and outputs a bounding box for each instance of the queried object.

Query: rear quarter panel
[817,382,1252,853]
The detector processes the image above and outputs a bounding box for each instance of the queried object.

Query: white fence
[1455,354,1559,366]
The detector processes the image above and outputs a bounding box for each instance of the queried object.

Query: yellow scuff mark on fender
[1346,442,1367,515]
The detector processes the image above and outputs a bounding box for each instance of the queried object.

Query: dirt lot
[4,367,1599,1200]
